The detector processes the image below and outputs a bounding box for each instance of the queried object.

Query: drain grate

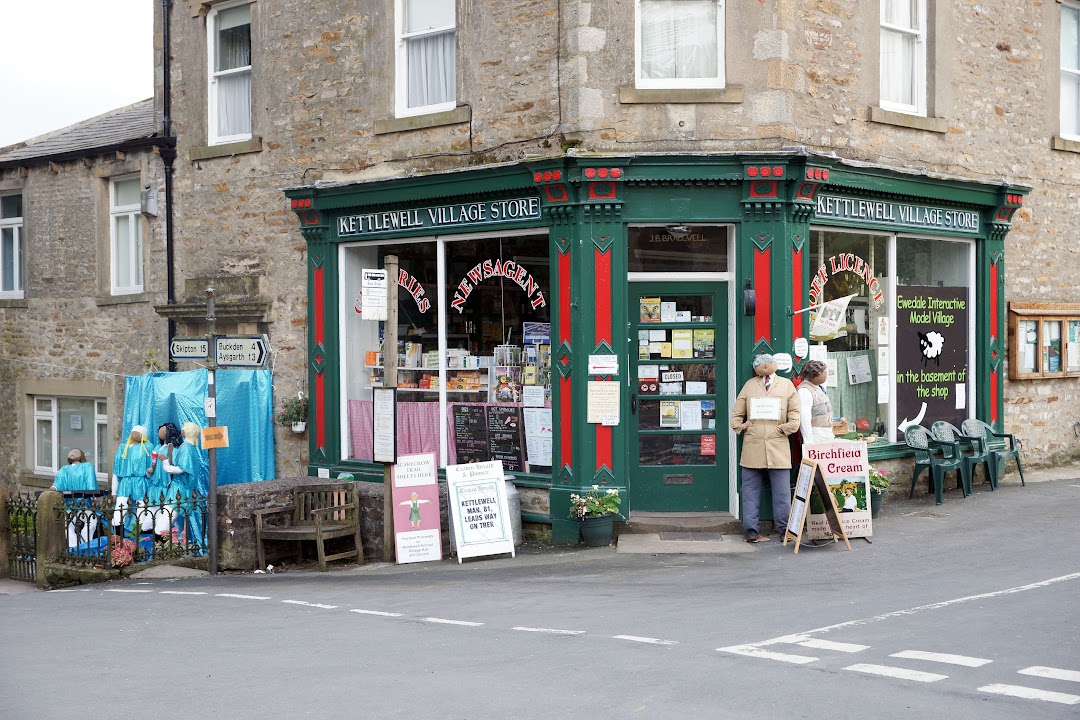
[658,532,723,542]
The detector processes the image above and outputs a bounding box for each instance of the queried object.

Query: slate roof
[0,98,157,164]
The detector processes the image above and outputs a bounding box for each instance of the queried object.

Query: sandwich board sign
[804,441,873,541]
[391,453,443,564]
[784,458,851,555]
[445,460,515,563]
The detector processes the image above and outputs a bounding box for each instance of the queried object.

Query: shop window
[1008,304,1080,378]
[342,233,551,475]
[628,225,729,274]
[880,0,926,116]
[396,0,456,117]
[208,2,253,145]
[1062,3,1080,140]
[0,193,23,298]
[32,396,108,478]
[808,230,973,443]
[636,0,725,90]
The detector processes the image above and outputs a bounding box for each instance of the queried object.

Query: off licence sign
[215,336,268,367]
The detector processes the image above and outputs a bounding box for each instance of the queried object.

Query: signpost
[214,335,268,368]
[379,256,399,562]
[169,337,209,360]
[205,288,219,575]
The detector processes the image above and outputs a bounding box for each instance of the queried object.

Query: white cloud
[0,0,154,147]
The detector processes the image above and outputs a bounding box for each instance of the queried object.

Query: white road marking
[718,645,818,665]
[845,663,948,683]
[1019,666,1080,683]
[978,684,1080,705]
[513,627,586,635]
[282,600,337,609]
[423,617,483,627]
[216,593,270,600]
[795,638,869,653]
[350,609,403,617]
[890,650,992,667]
[613,635,678,646]
[158,591,207,596]
[48,589,81,593]
[105,589,153,593]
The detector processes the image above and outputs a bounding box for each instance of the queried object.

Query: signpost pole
[382,255,399,562]
[205,287,219,576]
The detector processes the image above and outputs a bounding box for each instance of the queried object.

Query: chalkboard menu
[452,404,525,471]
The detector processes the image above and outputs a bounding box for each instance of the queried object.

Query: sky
[0,1,154,148]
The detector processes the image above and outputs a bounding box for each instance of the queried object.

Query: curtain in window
[407,30,455,108]
[1,228,14,292]
[1062,7,1080,137]
[880,29,915,107]
[215,5,252,137]
[640,0,718,80]
[115,216,132,290]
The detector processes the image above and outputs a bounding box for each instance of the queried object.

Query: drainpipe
[161,0,178,371]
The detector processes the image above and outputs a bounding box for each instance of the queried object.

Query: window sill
[869,106,948,133]
[374,106,472,135]
[97,292,150,307]
[0,298,27,308]
[190,137,263,161]
[1051,136,1080,154]
[619,86,743,104]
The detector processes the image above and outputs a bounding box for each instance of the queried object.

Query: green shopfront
[286,155,1027,545]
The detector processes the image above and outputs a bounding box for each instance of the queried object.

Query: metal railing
[7,493,38,582]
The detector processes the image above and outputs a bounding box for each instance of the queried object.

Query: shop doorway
[627,283,729,511]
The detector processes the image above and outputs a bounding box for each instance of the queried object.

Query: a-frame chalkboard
[784,458,852,555]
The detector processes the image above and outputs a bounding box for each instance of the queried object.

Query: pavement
[0,461,1073,593]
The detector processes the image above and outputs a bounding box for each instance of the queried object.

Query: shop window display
[342,233,552,474]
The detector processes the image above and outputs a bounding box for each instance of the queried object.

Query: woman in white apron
[798,360,843,446]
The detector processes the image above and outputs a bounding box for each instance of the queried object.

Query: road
[2,477,1078,719]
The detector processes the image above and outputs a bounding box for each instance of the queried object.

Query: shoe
[748,535,771,543]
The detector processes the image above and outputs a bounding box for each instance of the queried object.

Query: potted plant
[277,393,308,433]
[569,485,623,547]
[868,465,890,518]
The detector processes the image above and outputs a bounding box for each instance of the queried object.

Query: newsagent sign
[815,194,980,235]
[337,197,542,237]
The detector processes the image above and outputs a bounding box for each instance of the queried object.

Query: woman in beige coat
[730,354,800,542]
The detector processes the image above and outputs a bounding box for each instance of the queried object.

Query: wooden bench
[254,483,364,571]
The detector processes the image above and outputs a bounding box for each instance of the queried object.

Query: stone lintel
[154,300,273,324]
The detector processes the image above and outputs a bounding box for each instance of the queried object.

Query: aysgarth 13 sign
[338,197,541,237]
[815,194,980,234]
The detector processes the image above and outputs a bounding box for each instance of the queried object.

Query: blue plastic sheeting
[122,369,275,485]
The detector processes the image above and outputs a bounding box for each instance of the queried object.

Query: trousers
[740,467,792,537]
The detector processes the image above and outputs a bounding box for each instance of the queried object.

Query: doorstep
[616,532,757,555]
[620,511,743,536]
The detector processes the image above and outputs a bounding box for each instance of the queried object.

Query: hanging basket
[291,422,307,434]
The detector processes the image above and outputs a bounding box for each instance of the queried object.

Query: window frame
[109,174,144,296]
[1008,304,1080,379]
[0,192,24,299]
[394,0,457,119]
[1061,2,1080,141]
[32,396,109,479]
[634,0,726,90]
[879,0,927,116]
[207,0,253,145]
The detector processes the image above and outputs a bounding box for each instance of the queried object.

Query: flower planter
[580,514,616,547]
[869,488,885,518]
[291,422,307,434]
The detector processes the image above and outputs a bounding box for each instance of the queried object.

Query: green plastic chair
[904,425,965,505]
[931,421,990,495]
[961,419,1026,487]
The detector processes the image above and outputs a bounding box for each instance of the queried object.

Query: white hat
[131,425,149,436]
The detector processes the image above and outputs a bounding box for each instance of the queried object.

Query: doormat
[658,532,722,542]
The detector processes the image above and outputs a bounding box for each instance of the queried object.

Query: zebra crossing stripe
[795,639,869,653]
[845,663,948,682]
[978,684,1080,705]
[1018,666,1080,683]
[890,650,992,667]
[718,645,818,665]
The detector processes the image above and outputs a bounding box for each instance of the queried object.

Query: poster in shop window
[804,441,873,540]
[894,286,969,431]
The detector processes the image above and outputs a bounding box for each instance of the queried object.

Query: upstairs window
[0,193,23,298]
[396,0,456,117]
[1062,4,1080,139]
[880,0,926,115]
[208,2,252,144]
[110,176,143,295]
[636,0,725,89]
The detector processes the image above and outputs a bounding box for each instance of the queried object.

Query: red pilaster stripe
[594,249,612,345]
[315,371,326,451]
[792,247,803,347]
[989,261,999,342]
[596,425,612,473]
[990,370,998,426]
[313,266,325,346]
[560,375,572,470]
[754,247,771,344]
[558,250,571,346]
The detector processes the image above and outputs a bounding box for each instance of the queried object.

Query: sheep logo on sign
[918,331,944,367]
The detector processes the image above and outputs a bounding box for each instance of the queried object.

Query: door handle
[631,393,637,414]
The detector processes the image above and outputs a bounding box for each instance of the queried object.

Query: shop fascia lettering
[451,259,547,312]
[337,197,541,237]
[808,253,885,309]
[815,195,979,233]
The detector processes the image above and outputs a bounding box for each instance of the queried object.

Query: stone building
[42,0,1071,541]
[0,99,171,490]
